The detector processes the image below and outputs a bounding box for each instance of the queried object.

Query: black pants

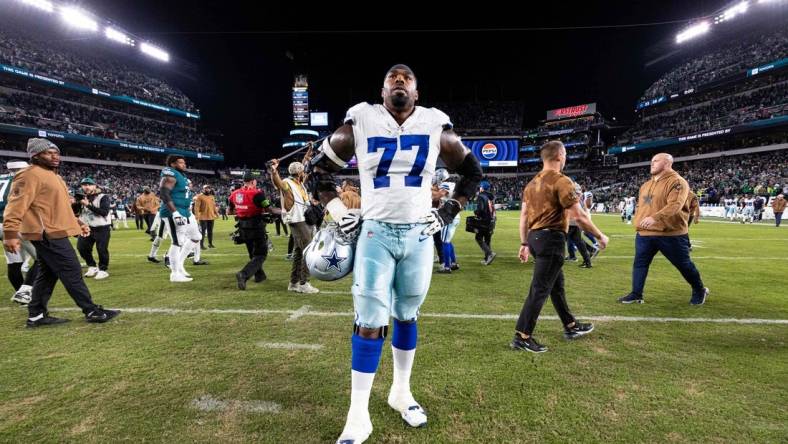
[287,233,294,255]
[515,230,576,335]
[143,214,156,235]
[567,226,591,264]
[200,220,215,247]
[135,214,144,229]
[239,231,268,279]
[221,212,228,220]
[275,219,288,236]
[77,225,111,270]
[475,228,493,258]
[29,237,99,318]
[776,212,783,227]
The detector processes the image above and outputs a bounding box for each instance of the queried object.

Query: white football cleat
[336,413,372,444]
[84,267,98,278]
[299,282,320,294]
[94,270,109,280]
[169,273,193,283]
[388,390,427,428]
[11,285,32,305]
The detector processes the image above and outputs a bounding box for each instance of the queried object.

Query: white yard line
[3,306,785,325]
[256,342,323,350]
[191,395,281,413]
[286,305,311,321]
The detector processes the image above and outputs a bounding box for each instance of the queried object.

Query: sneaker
[287,282,300,292]
[436,267,452,274]
[690,287,709,306]
[579,262,593,268]
[450,263,460,271]
[510,334,547,353]
[94,270,109,280]
[299,282,320,294]
[26,315,70,328]
[147,256,161,264]
[564,322,594,340]
[170,273,193,283]
[236,272,247,291]
[193,260,209,266]
[84,266,98,278]
[254,270,267,283]
[564,256,578,262]
[484,252,497,265]
[388,390,427,428]
[11,285,32,305]
[85,306,120,323]
[336,413,373,444]
[618,293,644,304]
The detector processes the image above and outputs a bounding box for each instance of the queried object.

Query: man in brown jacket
[618,153,708,306]
[2,138,119,327]
[193,184,218,249]
[135,187,159,240]
[771,194,786,227]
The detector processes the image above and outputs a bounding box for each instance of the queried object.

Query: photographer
[75,178,112,280]
[230,172,271,290]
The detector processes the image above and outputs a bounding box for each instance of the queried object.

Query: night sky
[82,1,729,167]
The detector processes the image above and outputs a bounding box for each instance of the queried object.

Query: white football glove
[338,209,362,235]
[172,211,187,226]
[420,208,445,237]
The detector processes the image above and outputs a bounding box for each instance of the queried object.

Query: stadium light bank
[60,6,98,31]
[18,0,53,12]
[677,0,784,44]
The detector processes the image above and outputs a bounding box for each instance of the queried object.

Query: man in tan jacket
[771,194,786,227]
[193,184,218,249]
[135,187,159,240]
[2,138,119,327]
[618,153,708,306]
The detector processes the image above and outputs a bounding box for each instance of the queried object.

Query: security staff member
[511,141,609,353]
[230,172,271,290]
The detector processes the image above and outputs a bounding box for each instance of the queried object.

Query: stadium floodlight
[140,42,170,62]
[60,7,98,31]
[676,21,710,44]
[722,1,749,21]
[19,0,54,12]
[105,27,135,46]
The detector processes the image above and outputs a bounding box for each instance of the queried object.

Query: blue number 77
[368,135,430,189]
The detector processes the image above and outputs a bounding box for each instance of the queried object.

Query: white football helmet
[304,224,355,281]
[433,168,450,185]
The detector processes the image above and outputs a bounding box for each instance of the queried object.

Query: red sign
[546,103,596,121]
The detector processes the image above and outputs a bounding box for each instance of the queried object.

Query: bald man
[618,153,709,305]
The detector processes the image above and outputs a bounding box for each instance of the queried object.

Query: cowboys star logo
[322,248,347,271]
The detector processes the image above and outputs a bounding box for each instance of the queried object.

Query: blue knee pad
[351,334,385,373]
[392,318,418,351]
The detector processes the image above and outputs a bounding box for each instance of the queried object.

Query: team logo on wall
[481,143,498,159]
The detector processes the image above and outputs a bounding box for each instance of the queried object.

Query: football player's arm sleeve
[159,177,177,213]
[439,129,482,217]
[253,191,270,209]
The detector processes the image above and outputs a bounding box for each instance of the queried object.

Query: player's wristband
[325,197,349,222]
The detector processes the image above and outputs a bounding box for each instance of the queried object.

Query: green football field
[1,212,786,443]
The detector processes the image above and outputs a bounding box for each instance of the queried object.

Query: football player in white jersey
[741,195,755,223]
[724,196,737,221]
[625,196,636,224]
[307,64,483,444]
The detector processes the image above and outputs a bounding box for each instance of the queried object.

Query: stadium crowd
[0,26,196,112]
[641,28,788,101]
[425,101,524,135]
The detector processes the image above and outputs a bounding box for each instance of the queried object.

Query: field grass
[0,212,786,443]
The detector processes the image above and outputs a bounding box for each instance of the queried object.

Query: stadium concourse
[1,0,787,443]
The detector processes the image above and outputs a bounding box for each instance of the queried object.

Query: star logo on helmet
[322,248,347,271]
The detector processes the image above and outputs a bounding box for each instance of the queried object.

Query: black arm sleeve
[307,151,344,201]
[453,153,483,201]
[253,191,269,208]
[87,195,111,217]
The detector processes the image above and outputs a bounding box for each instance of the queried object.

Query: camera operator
[75,178,112,280]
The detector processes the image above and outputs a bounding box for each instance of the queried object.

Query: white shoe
[388,390,427,428]
[336,412,373,444]
[11,285,32,305]
[170,273,193,283]
[288,282,300,292]
[84,267,98,277]
[299,282,320,294]
[94,270,109,280]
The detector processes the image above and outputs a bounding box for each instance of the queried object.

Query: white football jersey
[625,197,636,208]
[345,102,452,223]
[724,198,735,207]
[745,198,755,208]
